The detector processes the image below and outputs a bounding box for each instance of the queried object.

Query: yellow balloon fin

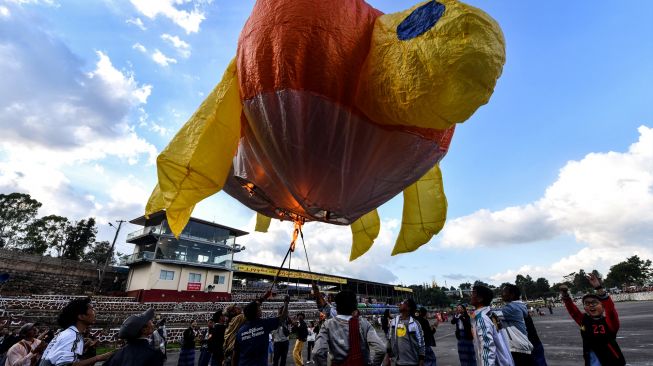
[255,213,272,233]
[392,164,447,255]
[145,58,242,237]
[350,209,380,261]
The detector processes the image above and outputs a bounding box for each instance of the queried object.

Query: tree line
[0,192,121,264]
[407,255,651,307]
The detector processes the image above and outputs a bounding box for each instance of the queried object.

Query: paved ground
[165,301,653,366]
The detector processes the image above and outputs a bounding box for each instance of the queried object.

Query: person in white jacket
[470,285,514,366]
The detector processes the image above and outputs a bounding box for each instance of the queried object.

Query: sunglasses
[583,300,600,307]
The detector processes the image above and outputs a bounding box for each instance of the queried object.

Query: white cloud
[152,49,177,67]
[438,126,653,282]
[132,43,147,53]
[126,17,146,30]
[161,33,190,58]
[149,121,169,136]
[236,217,401,283]
[87,51,152,105]
[0,6,10,17]
[0,10,157,224]
[490,245,653,284]
[130,0,205,34]
[442,126,653,250]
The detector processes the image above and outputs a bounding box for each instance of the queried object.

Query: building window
[159,270,174,281]
[197,254,209,263]
[189,273,202,283]
[214,275,225,285]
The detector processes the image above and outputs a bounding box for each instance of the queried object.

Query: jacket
[472,307,514,366]
[313,315,385,366]
[293,320,309,342]
[500,301,528,336]
[387,316,425,365]
[562,294,625,366]
[103,339,165,366]
[452,313,473,341]
[495,303,533,355]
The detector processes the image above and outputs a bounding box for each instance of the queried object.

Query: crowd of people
[0,273,626,366]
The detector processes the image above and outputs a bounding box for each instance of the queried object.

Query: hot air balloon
[146,0,505,260]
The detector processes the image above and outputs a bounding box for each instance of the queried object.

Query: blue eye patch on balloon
[396,1,446,41]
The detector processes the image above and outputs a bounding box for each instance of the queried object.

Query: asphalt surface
[165,301,653,366]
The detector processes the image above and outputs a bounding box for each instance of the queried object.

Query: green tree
[83,241,114,265]
[459,282,472,290]
[0,193,42,248]
[605,256,653,287]
[473,280,491,288]
[515,274,536,299]
[62,218,97,260]
[24,215,69,256]
[573,270,590,293]
[408,285,451,307]
[551,282,571,294]
[534,277,551,298]
[116,252,130,265]
[566,269,602,293]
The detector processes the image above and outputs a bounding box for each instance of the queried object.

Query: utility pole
[97,220,125,293]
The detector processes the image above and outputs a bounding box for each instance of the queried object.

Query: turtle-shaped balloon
[146,0,505,260]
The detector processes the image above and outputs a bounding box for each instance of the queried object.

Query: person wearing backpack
[500,285,535,365]
[471,285,514,366]
[313,290,385,366]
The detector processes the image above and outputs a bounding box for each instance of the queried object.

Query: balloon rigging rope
[299,225,312,274]
[268,221,317,294]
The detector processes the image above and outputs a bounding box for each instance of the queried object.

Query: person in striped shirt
[470,285,514,366]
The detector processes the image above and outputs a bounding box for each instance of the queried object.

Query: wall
[0,248,127,295]
[126,263,151,291]
[612,292,653,302]
[124,262,233,302]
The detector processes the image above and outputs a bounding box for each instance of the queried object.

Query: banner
[393,286,413,293]
[234,263,347,284]
[187,282,202,291]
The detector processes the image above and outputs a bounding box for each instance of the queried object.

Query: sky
[0,0,652,288]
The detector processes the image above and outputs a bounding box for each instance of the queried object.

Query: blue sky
[1,0,651,287]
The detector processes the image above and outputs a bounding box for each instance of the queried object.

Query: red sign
[187,282,202,291]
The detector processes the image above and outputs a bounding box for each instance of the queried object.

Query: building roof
[130,210,249,237]
[233,260,411,292]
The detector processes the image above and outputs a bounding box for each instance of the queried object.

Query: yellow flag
[255,213,272,233]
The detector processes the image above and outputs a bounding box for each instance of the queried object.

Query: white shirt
[5,339,42,366]
[41,326,84,365]
[472,308,514,366]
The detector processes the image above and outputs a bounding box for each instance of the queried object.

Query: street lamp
[96,220,124,293]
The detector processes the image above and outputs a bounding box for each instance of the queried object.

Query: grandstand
[0,212,403,344]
